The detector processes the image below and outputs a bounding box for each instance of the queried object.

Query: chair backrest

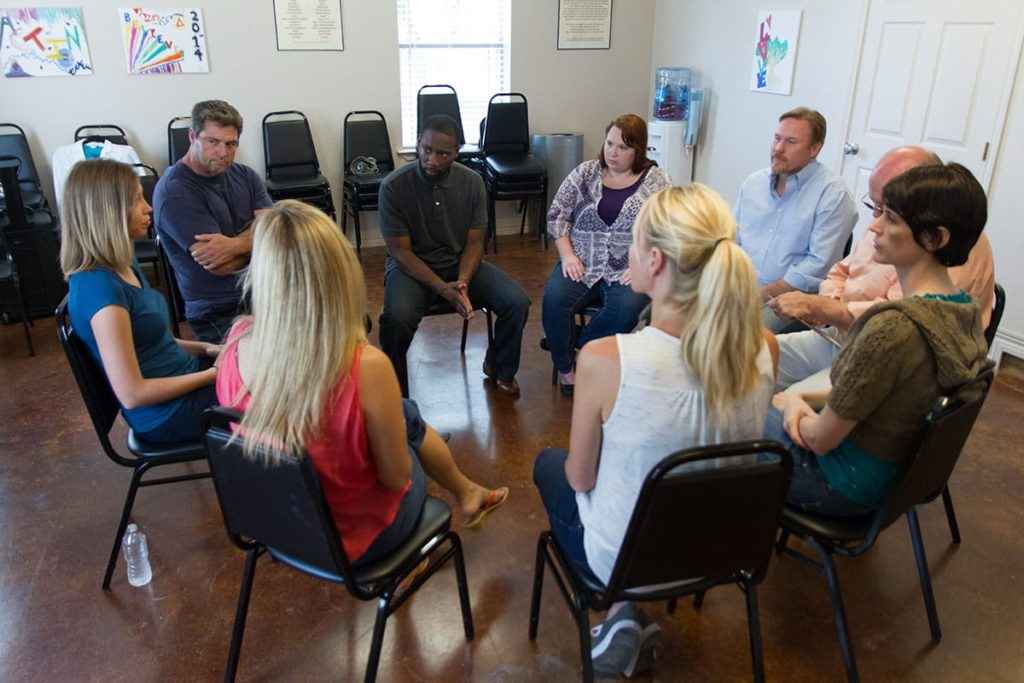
[155,234,186,322]
[342,111,395,174]
[202,407,361,588]
[74,124,129,147]
[482,93,530,155]
[417,84,466,146]
[985,282,1005,348]
[133,164,160,238]
[602,441,793,599]
[262,111,320,180]
[0,123,42,188]
[872,366,994,534]
[55,298,134,467]
[0,156,29,228]
[167,116,191,166]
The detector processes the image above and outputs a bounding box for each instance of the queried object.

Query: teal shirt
[820,291,972,507]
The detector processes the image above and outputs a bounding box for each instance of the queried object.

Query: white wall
[3,0,655,246]
[651,0,1024,355]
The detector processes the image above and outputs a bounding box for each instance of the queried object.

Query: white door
[841,0,1024,242]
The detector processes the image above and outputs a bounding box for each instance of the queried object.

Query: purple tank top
[597,173,645,226]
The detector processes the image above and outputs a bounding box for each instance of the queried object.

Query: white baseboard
[990,328,1024,369]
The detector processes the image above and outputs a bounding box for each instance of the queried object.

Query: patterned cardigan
[546,159,672,287]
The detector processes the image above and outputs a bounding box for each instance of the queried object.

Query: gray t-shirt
[154,161,272,320]
[378,161,487,275]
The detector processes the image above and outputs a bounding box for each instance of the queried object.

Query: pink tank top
[216,320,409,561]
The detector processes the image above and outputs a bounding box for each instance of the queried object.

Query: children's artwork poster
[0,7,93,78]
[119,7,209,75]
[750,9,801,95]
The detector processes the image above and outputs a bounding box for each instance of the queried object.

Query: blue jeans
[353,399,429,566]
[764,407,874,518]
[541,264,649,373]
[188,307,238,344]
[533,448,602,585]
[379,261,530,397]
[135,383,218,445]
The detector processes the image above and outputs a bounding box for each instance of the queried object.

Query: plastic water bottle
[122,523,153,587]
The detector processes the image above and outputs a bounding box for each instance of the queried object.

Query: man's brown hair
[191,99,243,135]
[778,107,826,147]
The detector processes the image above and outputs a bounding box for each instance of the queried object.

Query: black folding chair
[55,298,210,590]
[530,441,793,682]
[0,123,48,211]
[0,227,33,356]
[985,282,1005,348]
[202,406,474,683]
[776,367,994,682]
[131,164,162,280]
[416,84,483,165]
[74,124,129,146]
[167,115,191,165]
[341,111,395,252]
[155,234,184,338]
[262,110,335,218]
[480,93,548,252]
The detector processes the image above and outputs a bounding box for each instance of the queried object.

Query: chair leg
[693,590,706,609]
[451,533,475,641]
[775,529,791,555]
[353,210,362,253]
[15,279,34,356]
[340,196,349,235]
[519,199,527,235]
[485,309,494,351]
[941,485,962,544]
[460,318,469,354]
[809,537,859,683]
[224,547,260,683]
[575,602,595,683]
[488,193,498,254]
[529,533,549,640]
[364,596,391,683]
[744,581,766,683]
[102,465,147,590]
[907,509,942,642]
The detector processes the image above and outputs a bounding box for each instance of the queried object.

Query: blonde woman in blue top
[60,159,220,444]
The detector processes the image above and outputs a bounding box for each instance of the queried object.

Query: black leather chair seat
[485,153,545,178]
[781,506,875,542]
[268,496,452,584]
[266,174,330,193]
[126,429,207,460]
[343,175,385,194]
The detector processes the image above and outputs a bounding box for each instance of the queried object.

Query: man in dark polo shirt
[154,99,272,343]
[379,115,530,398]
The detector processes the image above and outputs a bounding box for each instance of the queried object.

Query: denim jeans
[187,308,238,344]
[541,264,649,373]
[533,448,602,585]
[379,261,530,397]
[134,384,218,444]
[764,407,874,518]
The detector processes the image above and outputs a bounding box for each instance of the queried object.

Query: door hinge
[982,142,990,161]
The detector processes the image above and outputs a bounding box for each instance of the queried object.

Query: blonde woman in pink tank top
[215,200,508,566]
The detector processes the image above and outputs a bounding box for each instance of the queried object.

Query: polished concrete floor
[2,236,1023,682]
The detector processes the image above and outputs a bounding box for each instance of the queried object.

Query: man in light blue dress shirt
[734,107,857,332]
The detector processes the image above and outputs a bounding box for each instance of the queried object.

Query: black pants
[379,262,530,398]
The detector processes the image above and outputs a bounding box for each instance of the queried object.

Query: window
[396,0,511,149]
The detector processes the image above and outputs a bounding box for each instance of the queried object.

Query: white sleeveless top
[576,326,776,584]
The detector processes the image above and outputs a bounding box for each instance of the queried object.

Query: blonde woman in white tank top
[533,185,780,677]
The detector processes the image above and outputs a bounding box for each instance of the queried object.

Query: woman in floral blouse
[542,114,672,395]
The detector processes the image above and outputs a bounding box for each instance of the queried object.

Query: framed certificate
[273,0,344,52]
[557,0,612,50]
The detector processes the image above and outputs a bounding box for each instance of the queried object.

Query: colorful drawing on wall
[0,7,93,78]
[118,7,209,75]
[750,9,801,95]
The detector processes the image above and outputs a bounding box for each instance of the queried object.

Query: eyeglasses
[860,192,883,218]
[198,134,239,150]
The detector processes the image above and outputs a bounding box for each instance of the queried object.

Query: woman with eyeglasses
[770,162,991,517]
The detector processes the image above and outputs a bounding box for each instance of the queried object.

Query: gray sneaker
[624,608,662,678]
[590,603,643,678]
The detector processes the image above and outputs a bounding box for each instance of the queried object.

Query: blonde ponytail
[634,185,764,420]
